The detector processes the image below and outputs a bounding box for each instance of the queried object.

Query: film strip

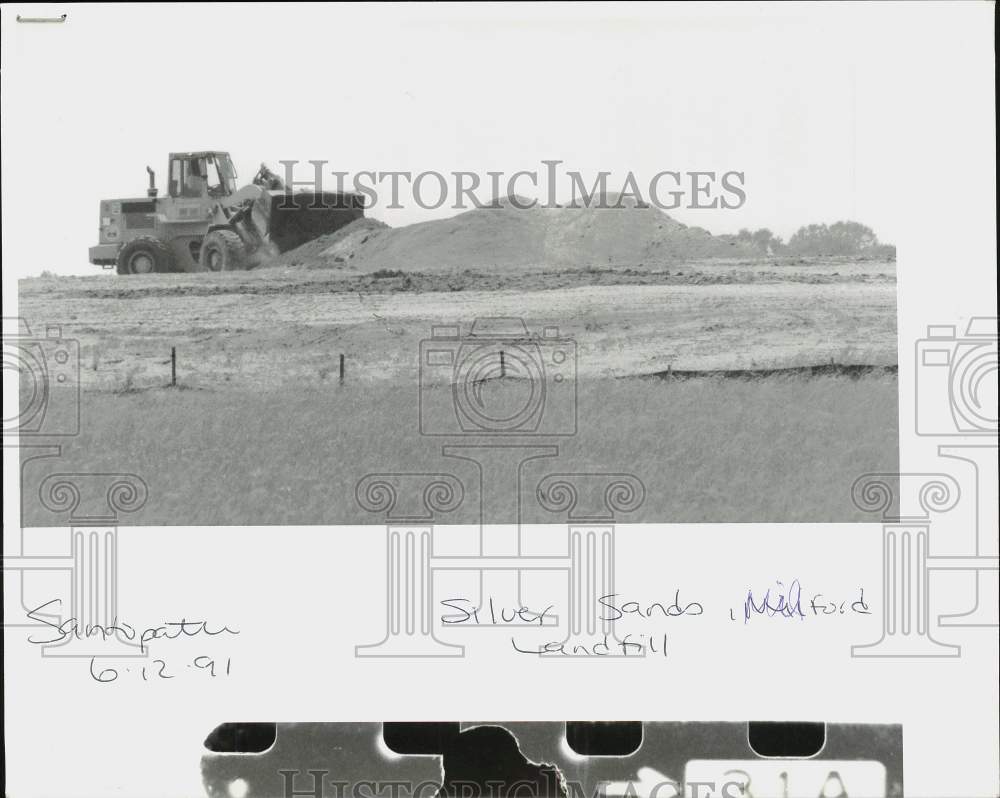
[200,721,902,798]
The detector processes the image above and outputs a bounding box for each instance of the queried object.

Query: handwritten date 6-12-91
[89,655,232,683]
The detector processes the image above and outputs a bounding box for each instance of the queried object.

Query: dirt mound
[271,217,389,268]
[542,195,752,263]
[271,195,757,272]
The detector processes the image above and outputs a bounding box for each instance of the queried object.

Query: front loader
[89,152,363,274]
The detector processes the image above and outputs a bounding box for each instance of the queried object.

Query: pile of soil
[267,194,758,272]
[272,217,390,268]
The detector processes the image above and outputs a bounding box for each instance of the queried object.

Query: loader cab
[167,151,237,199]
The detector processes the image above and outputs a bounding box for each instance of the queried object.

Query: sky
[0,2,988,276]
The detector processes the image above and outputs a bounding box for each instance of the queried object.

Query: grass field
[17,258,898,524]
[20,374,898,525]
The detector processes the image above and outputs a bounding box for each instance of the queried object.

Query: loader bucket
[259,190,365,254]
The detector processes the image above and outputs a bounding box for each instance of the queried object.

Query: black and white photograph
[8,6,905,525]
[2,3,996,798]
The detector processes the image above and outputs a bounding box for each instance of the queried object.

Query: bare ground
[15,257,898,525]
[18,258,895,393]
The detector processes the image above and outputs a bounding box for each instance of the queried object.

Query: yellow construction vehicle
[89,152,363,274]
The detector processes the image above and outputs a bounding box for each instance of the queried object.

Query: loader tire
[199,230,248,272]
[116,236,175,275]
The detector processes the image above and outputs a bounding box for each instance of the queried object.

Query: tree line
[725,221,895,258]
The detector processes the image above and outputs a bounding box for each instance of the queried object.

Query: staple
[16,14,67,23]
